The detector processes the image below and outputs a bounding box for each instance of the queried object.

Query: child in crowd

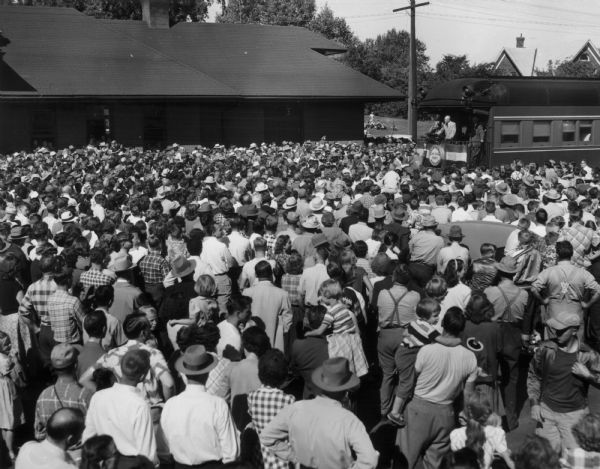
[566,413,600,468]
[305,279,368,377]
[387,299,460,427]
[450,392,514,469]
[167,274,219,349]
[0,331,24,463]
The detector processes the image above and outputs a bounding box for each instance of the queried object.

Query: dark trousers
[407,262,435,288]
[397,397,455,469]
[499,321,522,430]
[145,283,165,308]
[377,328,405,415]
[38,324,57,368]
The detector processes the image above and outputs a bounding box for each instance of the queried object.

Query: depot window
[562,120,576,143]
[579,120,593,144]
[532,121,551,145]
[500,121,520,145]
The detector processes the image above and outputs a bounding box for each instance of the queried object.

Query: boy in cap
[528,312,600,454]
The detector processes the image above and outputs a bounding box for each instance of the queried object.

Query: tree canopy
[217,0,315,27]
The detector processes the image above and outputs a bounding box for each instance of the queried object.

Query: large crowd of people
[0,139,600,469]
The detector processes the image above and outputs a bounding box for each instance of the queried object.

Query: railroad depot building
[0,3,402,152]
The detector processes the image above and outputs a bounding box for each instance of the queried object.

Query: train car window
[562,120,576,143]
[579,120,593,143]
[532,121,551,144]
[500,121,520,144]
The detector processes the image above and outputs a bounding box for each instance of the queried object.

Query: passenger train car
[419,78,600,166]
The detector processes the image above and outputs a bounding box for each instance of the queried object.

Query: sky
[310,0,600,70]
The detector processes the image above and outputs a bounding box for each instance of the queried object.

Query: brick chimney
[516,34,525,48]
[142,0,170,29]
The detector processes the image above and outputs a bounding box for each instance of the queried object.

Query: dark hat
[175,344,217,376]
[311,357,360,392]
[448,225,464,239]
[391,207,406,222]
[50,343,79,370]
[171,256,196,278]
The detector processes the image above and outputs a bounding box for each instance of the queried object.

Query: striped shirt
[403,319,440,348]
[322,303,355,335]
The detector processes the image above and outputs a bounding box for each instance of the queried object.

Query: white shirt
[200,236,234,275]
[298,263,330,306]
[83,383,157,464]
[239,257,275,289]
[228,231,251,266]
[504,228,521,257]
[216,320,242,357]
[160,384,238,465]
[450,207,471,222]
[129,246,148,265]
[16,439,76,469]
[92,204,106,222]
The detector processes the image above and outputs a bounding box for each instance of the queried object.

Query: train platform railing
[416,138,492,168]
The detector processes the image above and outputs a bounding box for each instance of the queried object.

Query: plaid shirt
[18,276,57,325]
[79,267,115,289]
[34,378,92,440]
[566,448,600,469]
[281,273,302,306]
[139,250,170,284]
[93,339,170,406]
[248,386,295,469]
[46,290,84,343]
[560,222,600,267]
[206,355,231,401]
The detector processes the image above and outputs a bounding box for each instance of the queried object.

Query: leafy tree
[217,0,315,27]
[432,54,494,84]
[308,5,354,47]
[22,0,211,23]
[553,59,598,78]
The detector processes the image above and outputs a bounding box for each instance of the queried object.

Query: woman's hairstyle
[273,234,290,256]
[513,435,561,469]
[440,448,480,469]
[284,251,303,275]
[392,263,410,285]
[371,253,391,277]
[425,276,448,301]
[464,391,492,466]
[444,258,465,288]
[339,249,357,268]
[81,434,119,469]
[572,413,600,452]
[194,274,217,297]
[319,279,343,300]
[465,291,494,324]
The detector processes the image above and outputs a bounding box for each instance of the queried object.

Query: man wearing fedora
[261,357,379,469]
[437,225,470,275]
[383,204,411,261]
[109,255,143,326]
[408,214,444,288]
[161,345,238,468]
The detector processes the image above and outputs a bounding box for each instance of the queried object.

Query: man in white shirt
[227,215,252,270]
[397,308,478,469]
[380,164,400,194]
[83,349,158,466]
[216,295,251,357]
[348,206,373,243]
[441,115,456,141]
[16,408,84,469]
[298,247,330,307]
[161,345,238,467]
[238,237,275,290]
[200,224,234,314]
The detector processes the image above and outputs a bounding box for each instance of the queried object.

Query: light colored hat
[60,211,78,223]
[171,256,196,278]
[282,197,297,210]
[301,216,320,230]
[203,176,216,184]
[255,182,269,192]
[544,189,561,200]
[421,215,438,228]
[174,345,217,376]
[495,182,511,195]
[309,197,326,212]
[51,344,79,370]
[501,194,521,206]
[112,255,134,273]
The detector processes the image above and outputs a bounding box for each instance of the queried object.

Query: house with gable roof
[493,34,538,77]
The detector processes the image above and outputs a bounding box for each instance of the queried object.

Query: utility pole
[393,1,429,142]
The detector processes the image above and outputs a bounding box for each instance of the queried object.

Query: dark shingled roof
[0,5,403,101]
